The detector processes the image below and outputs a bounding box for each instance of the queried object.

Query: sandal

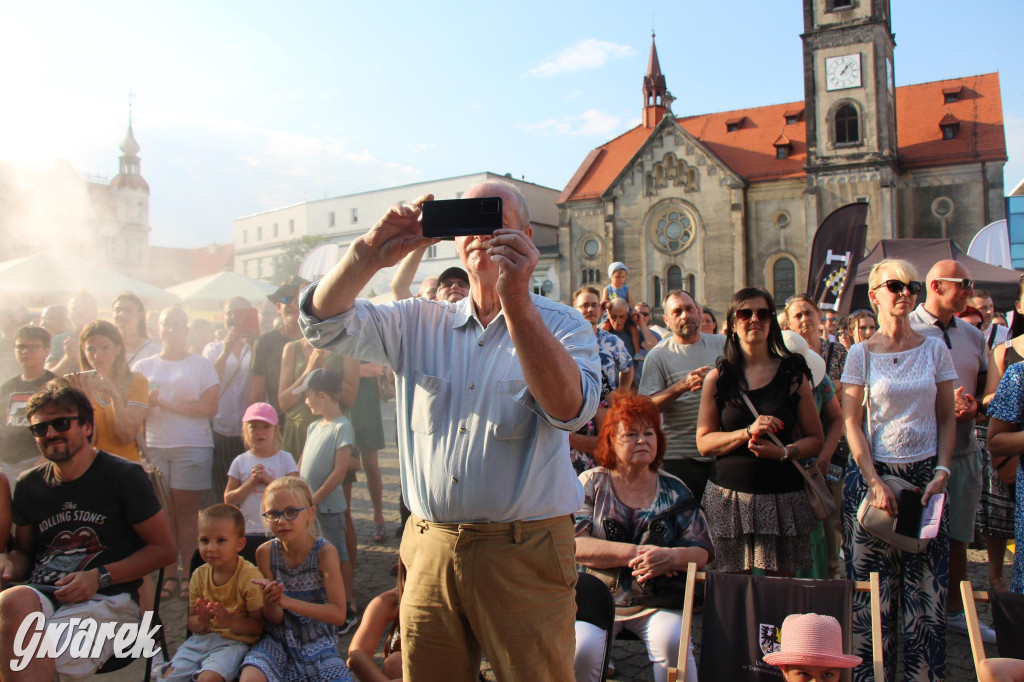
[160,577,180,601]
[180,579,190,599]
[373,525,387,544]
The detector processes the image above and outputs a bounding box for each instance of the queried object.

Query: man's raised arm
[310,196,437,321]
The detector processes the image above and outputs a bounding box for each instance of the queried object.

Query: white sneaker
[947,611,997,644]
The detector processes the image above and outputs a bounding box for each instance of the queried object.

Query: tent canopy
[849,239,1021,311]
[0,252,176,307]
[165,270,276,310]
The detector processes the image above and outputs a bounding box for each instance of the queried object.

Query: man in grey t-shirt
[639,290,725,504]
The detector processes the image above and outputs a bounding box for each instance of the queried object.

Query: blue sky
[1,1,1020,248]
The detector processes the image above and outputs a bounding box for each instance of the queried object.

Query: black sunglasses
[28,416,81,437]
[277,295,297,305]
[735,307,773,322]
[873,280,922,297]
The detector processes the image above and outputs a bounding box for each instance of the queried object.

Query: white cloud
[527,39,635,77]
[517,109,623,137]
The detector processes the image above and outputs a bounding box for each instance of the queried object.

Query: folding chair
[668,563,884,682]
[962,580,1024,676]
[575,571,615,682]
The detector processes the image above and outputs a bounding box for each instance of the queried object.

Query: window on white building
[329,212,336,227]
[351,208,358,224]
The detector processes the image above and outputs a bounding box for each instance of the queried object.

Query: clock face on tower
[825,53,862,91]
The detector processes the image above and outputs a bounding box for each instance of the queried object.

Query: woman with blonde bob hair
[839,258,956,681]
[66,319,149,461]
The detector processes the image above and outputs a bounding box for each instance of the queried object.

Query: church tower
[802,0,898,238]
[642,33,669,128]
[108,114,151,277]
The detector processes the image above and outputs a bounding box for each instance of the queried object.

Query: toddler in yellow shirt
[160,504,265,682]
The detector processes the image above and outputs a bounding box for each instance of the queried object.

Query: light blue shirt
[299,284,600,523]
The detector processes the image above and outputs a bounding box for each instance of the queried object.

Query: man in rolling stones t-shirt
[0,381,175,680]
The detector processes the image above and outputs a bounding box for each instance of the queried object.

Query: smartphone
[229,307,260,337]
[894,489,924,537]
[421,197,503,240]
[64,370,97,380]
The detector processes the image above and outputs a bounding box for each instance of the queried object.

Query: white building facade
[233,172,562,300]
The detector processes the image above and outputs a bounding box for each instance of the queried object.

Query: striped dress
[242,537,351,681]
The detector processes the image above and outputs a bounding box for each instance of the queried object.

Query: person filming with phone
[299,180,600,681]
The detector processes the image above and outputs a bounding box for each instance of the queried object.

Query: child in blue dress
[239,477,352,682]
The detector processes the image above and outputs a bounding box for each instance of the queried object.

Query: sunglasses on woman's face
[734,307,773,323]
[873,280,922,297]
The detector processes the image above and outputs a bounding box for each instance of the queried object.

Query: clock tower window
[833,104,860,146]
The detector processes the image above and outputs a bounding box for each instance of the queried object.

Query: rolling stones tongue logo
[30,527,105,585]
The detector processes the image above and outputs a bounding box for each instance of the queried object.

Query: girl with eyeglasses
[696,288,823,577]
[241,476,353,682]
[839,258,956,681]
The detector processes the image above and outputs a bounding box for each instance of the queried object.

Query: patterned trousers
[841,456,950,682]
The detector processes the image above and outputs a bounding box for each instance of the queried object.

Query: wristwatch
[96,565,112,589]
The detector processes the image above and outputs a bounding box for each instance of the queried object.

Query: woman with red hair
[574,392,714,682]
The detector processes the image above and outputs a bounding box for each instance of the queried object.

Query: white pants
[574,609,697,682]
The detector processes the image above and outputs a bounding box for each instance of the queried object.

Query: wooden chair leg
[667,562,699,682]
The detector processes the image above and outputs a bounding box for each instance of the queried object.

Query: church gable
[607,118,743,202]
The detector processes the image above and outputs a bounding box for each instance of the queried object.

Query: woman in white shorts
[135,307,219,600]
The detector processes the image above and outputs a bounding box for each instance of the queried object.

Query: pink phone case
[919,493,944,539]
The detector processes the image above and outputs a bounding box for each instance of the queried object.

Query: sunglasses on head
[261,506,307,523]
[873,280,923,296]
[934,277,974,290]
[734,307,773,322]
[28,416,81,437]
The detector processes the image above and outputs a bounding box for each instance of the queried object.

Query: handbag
[856,475,930,554]
[740,394,837,521]
[589,500,698,609]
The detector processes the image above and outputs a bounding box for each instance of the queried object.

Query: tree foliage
[268,235,332,285]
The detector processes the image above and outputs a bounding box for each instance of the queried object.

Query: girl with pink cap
[225,402,299,533]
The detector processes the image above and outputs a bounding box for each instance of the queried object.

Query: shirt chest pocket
[490,379,537,441]
[410,372,450,435]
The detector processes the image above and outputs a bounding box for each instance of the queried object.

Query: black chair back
[575,571,615,682]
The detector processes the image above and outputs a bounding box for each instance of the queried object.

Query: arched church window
[772,258,796,305]
[835,104,859,145]
[685,275,695,295]
[667,266,682,292]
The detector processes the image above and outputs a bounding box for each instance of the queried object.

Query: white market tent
[165,270,277,311]
[0,252,177,306]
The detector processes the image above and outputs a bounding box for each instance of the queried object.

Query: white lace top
[840,337,956,464]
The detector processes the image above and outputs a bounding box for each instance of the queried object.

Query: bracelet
[780,445,790,462]
[745,425,752,438]
[934,465,951,477]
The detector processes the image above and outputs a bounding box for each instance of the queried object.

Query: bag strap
[740,393,812,481]
[862,344,873,442]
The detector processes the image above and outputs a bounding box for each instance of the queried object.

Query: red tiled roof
[898,73,1005,168]
[560,72,1005,203]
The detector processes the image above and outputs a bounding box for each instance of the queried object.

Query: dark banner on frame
[807,203,869,315]
[699,573,853,681]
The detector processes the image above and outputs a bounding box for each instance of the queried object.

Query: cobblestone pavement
[107,402,1006,681]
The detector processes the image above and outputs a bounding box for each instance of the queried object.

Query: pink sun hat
[242,402,279,426]
[762,613,862,669]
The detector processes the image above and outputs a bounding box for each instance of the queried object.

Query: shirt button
[459,426,467,433]
[451,476,458,484]
[468,383,475,390]
[478,340,484,346]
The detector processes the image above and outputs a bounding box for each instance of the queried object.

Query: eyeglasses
[261,507,307,523]
[28,416,81,437]
[934,277,974,290]
[734,307,773,323]
[873,280,923,296]
[277,295,297,305]
[439,279,468,289]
